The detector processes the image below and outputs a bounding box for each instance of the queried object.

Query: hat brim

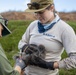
[2,24,12,36]
[25,4,50,12]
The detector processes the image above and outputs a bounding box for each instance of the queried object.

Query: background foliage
[0,20,76,75]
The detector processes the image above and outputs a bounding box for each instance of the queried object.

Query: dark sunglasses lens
[0,18,8,26]
[27,4,31,9]
[27,2,40,9]
[5,19,8,26]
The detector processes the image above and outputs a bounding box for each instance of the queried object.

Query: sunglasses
[0,18,8,26]
[27,2,48,9]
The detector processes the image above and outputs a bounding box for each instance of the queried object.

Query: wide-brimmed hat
[0,15,11,36]
[25,0,53,12]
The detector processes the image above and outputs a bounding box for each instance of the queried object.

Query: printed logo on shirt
[43,33,55,37]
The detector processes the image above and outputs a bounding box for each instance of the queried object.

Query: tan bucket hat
[25,0,53,12]
[0,15,11,36]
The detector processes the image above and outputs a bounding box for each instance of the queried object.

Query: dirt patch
[0,11,76,21]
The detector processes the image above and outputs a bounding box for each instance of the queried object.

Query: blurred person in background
[18,0,76,75]
[0,15,27,75]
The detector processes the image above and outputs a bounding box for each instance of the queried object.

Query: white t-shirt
[18,18,76,75]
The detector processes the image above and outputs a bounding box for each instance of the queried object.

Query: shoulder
[29,20,38,28]
[57,20,74,32]
[26,20,38,32]
[58,20,75,38]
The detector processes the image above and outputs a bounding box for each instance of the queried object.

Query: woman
[18,0,76,75]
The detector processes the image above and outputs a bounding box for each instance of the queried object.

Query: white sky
[0,0,76,13]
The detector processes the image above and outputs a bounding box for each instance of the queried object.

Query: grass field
[0,20,76,75]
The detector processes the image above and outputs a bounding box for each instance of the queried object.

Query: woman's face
[34,6,54,24]
[0,24,3,37]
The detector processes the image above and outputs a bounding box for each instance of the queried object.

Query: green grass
[67,21,76,33]
[0,20,76,74]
